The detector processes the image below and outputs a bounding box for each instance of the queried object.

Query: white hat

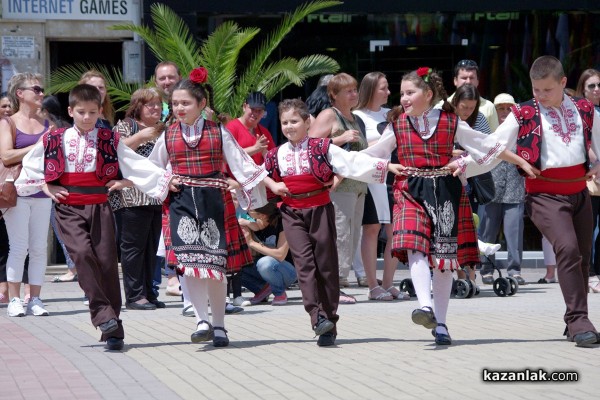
[494,93,516,106]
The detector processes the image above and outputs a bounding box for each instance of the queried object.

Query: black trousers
[116,205,162,304]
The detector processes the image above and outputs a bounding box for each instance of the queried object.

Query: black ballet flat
[432,323,452,345]
[212,327,229,347]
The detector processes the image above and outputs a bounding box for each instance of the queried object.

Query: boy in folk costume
[264,99,402,346]
[16,84,177,350]
[456,56,600,347]
[363,68,535,346]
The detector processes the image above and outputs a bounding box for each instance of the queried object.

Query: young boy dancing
[264,99,401,346]
[16,84,176,350]
[454,56,600,347]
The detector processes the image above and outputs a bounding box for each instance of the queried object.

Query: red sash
[526,165,587,195]
[282,175,330,208]
[58,172,108,205]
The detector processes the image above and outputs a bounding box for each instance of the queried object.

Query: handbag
[468,172,495,205]
[0,117,22,209]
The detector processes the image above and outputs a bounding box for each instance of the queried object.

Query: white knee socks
[432,267,453,334]
[408,251,433,309]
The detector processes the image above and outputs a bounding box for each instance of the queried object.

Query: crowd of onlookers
[0,57,599,350]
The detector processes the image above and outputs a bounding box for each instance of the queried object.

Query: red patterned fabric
[264,137,334,184]
[165,120,225,177]
[43,127,120,183]
[512,97,594,171]
[162,120,252,275]
[390,111,479,268]
[281,175,331,208]
[57,172,107,205]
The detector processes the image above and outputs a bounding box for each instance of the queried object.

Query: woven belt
[400,167,452,178]
[63,185,108,194]
[179,176,229,189]
[286,187,328,199]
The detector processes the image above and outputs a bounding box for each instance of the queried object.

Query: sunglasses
[457,59,478,68]
[20,85,44,95]
[587,83,600,90]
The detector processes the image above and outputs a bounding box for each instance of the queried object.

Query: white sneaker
[232,296,251,307]
[7,297,25,317]
[27,297,49,316]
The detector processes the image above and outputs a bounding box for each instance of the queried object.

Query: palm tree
[48,1,341,116]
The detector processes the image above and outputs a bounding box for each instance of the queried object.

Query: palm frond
[297,54,340,79]
[237,0,342,99]
[47,63,140,111]
[149,3,202,74]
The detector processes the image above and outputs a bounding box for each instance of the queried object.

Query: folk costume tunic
[363,109,507,269]
[150,117,267,282]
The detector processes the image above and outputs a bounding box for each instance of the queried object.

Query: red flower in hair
[190,67,208,84]
[416,67,432,82]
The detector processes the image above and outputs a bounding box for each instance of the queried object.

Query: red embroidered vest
[393,111,458,169]
[165,119,224,177]
[264,138,334,184]
[43,127,120,184]
[512,97,594,170]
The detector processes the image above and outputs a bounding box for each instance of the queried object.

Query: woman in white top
[353,72,408,300]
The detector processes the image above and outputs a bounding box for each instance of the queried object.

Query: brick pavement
[1,266,598,400]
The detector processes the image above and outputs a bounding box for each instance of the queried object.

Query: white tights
[408,251,454,333]
[181,275,227,337]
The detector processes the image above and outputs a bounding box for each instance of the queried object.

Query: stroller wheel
[493,277,510,297]
[506,276,519,296]
[399,278,416,297]
[455,279,471,298]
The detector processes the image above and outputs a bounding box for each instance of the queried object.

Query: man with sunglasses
[446,59,500,132]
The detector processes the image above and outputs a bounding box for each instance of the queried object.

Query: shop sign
[2,0,138,21]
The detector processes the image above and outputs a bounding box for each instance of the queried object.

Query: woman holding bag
[0,72,53,317]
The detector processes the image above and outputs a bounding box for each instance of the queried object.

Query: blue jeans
[242,256,296,296]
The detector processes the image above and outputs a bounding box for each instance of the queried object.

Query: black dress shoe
[313,315,334,336]
[317,332,336,347]
[149,299,166,309]
[572,331,598,348]
[126,302,157,310]
[191,320,214,343]
[432,323,452,345]
[105,337,124,351]
[98,318,118,334]
[212,327,229,347]
[412,306,437,329]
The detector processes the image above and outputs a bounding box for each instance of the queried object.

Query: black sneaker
[317,332,336,347]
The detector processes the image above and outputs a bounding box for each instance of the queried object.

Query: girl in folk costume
[363,68,536,345]
[264,99,401,346]
[148,68,287,347]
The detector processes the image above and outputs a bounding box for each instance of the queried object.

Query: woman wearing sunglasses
[576,68,600,294]
[0,73,53,317]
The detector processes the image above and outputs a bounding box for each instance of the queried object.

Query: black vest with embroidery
[43,127,120,183]
[264,138,334,183]
[512,97,594,170]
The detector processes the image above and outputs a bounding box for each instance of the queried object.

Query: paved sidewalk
[1,266,599,400]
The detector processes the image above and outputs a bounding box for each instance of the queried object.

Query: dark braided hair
[387,68,454,122]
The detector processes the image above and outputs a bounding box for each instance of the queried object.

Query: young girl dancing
[363,67,535,345]
[149,67,286,347]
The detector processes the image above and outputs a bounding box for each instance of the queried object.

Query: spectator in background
[110,88,166,310]
[0,92,13,117]
[154,61,182,122]
[226,91,276,166]
[0,73,53,317]
[310,73,368,303]
[576,68,600,293]
[306,74,333,122]
[446,59,499,131]
[240,202,296,306]
[79,70,114,129]
[478,93,526,286]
